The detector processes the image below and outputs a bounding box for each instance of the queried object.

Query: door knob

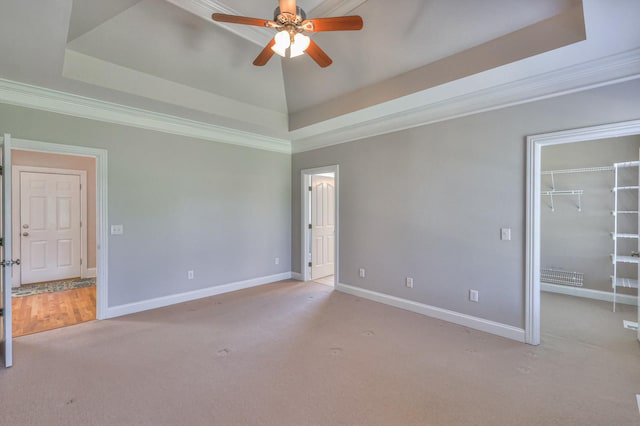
[22,232,29,237]
[22,224,29,229]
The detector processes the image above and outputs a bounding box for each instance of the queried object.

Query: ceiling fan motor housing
[274,6,306,25]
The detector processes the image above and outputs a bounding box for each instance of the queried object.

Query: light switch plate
[111,224,124,235]
[500,228,511,241]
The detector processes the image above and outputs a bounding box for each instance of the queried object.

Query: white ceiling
[0,0,639,152]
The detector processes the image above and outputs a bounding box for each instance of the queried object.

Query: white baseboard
[291,272,304,281]
[541,282,638,306]
[85,268,97,278]
[336,283,525,343]
[105,272,293,319]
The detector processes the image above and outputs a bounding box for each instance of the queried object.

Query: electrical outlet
[187,270,194,280]
[275,257,280,265]
[359,268,365,278]
[110,224,124,235]
[469,289,479,302]
[405,277,414,288]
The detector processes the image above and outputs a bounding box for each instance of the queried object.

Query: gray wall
[541,137,640,294]
[0,104,291,307]
[291,79,640,329]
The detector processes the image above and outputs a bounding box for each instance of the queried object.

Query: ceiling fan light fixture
[272,30,290,57]
[289,33,310,57]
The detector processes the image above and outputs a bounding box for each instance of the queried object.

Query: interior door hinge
[308,262,312,267]
[308,186,312,191]
[0,237,3,246]
[308,224,312,229]
[0,308,3,317]
[80,258,83,265]
[0,165,3,175]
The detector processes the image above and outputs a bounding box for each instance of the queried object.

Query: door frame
[526,119,640,345]
[11,138,108,320]
[11,166,89,287]
[301,165,339,284]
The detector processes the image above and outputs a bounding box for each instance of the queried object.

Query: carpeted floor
[1,281,638,425]
[11,277,96,297]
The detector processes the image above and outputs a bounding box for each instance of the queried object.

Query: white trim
[0,50,638,158]
[11,166,88,286]
[0,79,291,154]
[291,272,304,281]
[300,165,339,283]
[167,0,272,47]
[105,272,292,319]
[336,283,525,342]
[11,138,108,321]
[526,119,640,346]
[541,282,638,306]
[291,48,640,153]
[2,134,14,368]
[85,267,96,278]
[310,0,369,17]
[168,0,367,47]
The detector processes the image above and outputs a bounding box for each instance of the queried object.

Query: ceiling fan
[211,0,363,68]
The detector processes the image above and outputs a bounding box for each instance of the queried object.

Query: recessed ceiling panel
[67,0,142,42]
[283,0,580,115]
[66,0,287,113]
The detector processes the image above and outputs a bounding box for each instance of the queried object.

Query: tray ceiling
[1,0,639,152]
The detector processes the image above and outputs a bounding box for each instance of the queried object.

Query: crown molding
[291,47,640,153]
[0,78,292,154]
[167,0,368,48]
[310,0,369,17]
[166,0,272,47]
[2,47,638,157]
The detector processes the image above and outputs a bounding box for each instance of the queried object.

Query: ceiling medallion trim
[0,78,291,154]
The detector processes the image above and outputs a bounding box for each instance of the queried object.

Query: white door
[1,134,13,367]
[20,172,81,284]
[311,175,335,280]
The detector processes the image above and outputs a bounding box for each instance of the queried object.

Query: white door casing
[1,134,13,368]
[526,119,640,346]
[19,172,81,284]
[10,137,108,322]
[11,166,88,287]
[311,175,335,280]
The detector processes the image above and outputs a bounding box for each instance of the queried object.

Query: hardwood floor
[12,286,96,337]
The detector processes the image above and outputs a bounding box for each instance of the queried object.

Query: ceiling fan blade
[253,39,277,66]
[305,39,332,68]
[302,16,364,32]
[212,13,274,28]
[279,0,297,16]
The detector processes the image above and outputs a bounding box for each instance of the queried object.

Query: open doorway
[301,166,339,287]
[10,150,98,337]
[526,119,640,345]
[539,137,639,346]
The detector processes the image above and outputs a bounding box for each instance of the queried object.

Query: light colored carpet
[1,281,639,425]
